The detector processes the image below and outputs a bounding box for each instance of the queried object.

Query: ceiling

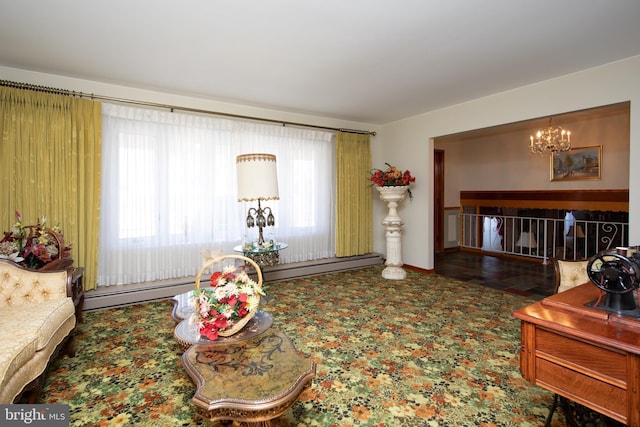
[1,1,639,125]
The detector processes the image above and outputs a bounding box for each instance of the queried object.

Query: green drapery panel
[335,132,372,257]
[0,87,102,290]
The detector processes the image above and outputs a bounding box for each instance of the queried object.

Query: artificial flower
[192,263,264,340]
[370,163,416,198]
[0,211,71,270]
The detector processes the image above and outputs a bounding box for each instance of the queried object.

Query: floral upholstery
[0,259,75,403]
[553,258,590,294]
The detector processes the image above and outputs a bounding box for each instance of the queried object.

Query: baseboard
[84,253,384,312]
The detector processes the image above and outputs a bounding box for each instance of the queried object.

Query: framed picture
[550,145,602,181]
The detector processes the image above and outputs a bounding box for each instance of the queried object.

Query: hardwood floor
[435,250,556,301]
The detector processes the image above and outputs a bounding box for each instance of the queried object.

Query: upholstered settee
[0,259,76,403]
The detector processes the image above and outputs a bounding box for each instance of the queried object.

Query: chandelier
[529,118,571,155]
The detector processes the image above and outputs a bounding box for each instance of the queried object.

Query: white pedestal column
[376,186,408,280]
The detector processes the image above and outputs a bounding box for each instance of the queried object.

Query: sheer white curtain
[98,103,335,286]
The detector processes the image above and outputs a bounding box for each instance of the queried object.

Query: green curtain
[0,87,102,290]
[335,131,372,257]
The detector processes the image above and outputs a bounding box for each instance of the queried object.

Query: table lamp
[516,231,538,252]
[237,153,279,245]
[566,224,585,238]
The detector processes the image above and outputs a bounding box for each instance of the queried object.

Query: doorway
[434,149,444,252]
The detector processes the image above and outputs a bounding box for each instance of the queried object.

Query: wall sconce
[236,153,279,245]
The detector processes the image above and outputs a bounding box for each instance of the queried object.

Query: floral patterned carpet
[40,265,565,426]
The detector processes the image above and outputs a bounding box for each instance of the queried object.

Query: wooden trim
[460,190,628,212]
[404,264,434,274]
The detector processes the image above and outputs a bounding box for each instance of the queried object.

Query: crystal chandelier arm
[529,117,571,155]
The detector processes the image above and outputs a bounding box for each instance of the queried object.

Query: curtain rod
[0,79,376,136]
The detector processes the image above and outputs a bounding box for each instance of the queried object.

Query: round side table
[233,242,288,268]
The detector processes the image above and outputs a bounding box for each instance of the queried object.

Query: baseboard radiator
[84,253,384,312]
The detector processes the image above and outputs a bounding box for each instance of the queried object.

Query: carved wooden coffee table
[170,290,274,351]
[173,309,273,351]
[181,328,316,426]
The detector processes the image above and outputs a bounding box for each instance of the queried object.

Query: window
[98,104,335,286]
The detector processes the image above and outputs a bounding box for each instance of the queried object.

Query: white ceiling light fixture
[529,118,571,155]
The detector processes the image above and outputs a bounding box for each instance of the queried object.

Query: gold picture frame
[550,145,602,181]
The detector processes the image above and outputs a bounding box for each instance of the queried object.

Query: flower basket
[1,212,73,271]
[26,226,73,271]
[193,254,264,340]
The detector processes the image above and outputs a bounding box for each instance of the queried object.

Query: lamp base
[245,199,275,247]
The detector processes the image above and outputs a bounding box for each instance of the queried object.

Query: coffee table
[181,328,316,426]
[170,290,273,351]
[170,290,196,323]
[174,310,273,351]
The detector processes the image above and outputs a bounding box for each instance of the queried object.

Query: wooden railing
[460,189,628,212]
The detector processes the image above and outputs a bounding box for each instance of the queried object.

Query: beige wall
[0,66,377,136]
[376,55,640,271]
[434,109,630,207]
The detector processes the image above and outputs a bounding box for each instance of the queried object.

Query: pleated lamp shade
[236,153,279,201]
[516,231,538,249]
[566,225,585,238]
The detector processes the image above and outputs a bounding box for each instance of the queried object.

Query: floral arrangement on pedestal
[0,211,72,270]
[370,165,416,280]
[370,163,416,198]
[193,263,264,341]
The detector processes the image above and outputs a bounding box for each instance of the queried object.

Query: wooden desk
[513,284,640,426]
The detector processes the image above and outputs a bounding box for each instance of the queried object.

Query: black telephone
[586,251,640,317]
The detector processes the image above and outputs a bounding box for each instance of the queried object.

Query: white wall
[376,56,640,270]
